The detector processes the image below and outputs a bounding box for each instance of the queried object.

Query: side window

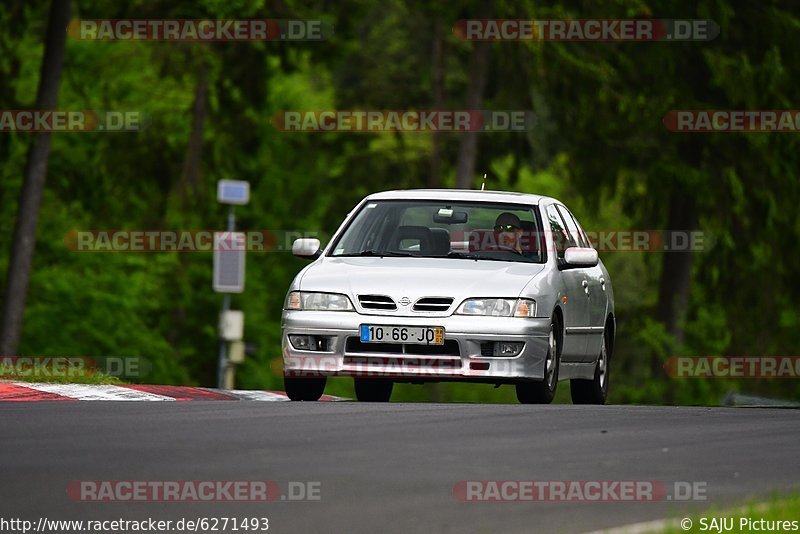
[545,205,572,259]
[560,206,593,249]
[556,205,588,249]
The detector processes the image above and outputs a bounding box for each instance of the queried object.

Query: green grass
[1,371,122,385]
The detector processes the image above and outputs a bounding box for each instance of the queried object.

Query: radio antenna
[480,173,486,191]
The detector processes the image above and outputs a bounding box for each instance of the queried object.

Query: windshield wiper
[446,251,501,261]
[446,251,535,263]
[344,249,415,257]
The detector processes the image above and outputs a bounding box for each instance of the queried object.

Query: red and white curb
[0,382,344,402]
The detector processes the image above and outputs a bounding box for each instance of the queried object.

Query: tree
[0,0,70,355]
[454,40,491,189]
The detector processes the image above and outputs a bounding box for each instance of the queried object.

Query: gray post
[216,206,235,388]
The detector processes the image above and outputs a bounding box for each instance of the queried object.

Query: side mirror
[292,238,321,260]
[563,247,598,268]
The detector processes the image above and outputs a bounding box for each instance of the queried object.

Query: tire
[284,376,327,401]
[354,378,393,402]
[516,318,560,404]
[570,329,610,405]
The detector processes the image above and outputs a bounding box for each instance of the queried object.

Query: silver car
[281,189,615,404]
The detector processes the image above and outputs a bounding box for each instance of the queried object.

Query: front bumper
[281,310,551,382]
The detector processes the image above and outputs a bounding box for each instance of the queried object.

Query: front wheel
[284,376,327,401]
[570,330,610,405]
[354,378,393,402]
[516,319,560,404]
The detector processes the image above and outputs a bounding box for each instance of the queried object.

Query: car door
[544,204,589,363]
[558,205,607,360]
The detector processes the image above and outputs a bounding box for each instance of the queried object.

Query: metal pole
[216,206,235,388]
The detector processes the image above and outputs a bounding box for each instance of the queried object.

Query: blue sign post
[214,180,250,388]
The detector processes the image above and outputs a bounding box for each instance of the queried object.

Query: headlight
[284,291,354,311]
[455,298,536,317]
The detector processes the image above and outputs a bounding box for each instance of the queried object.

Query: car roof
[364,189,558,205]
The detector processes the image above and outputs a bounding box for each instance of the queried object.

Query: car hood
[298,257,546,314]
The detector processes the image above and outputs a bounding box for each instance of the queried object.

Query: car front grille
[412,297,454,312]
[342,355,461,369]
[345,337,461,356]
[358,295,397,311]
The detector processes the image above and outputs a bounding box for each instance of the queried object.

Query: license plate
[360,325,444,345]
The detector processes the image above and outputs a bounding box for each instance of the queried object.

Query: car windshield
[329,200,545,263]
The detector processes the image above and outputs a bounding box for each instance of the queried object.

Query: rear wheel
[516,319,560,404]
[284,376,327,401]
[354,378,393,402]
[570,329,610,405]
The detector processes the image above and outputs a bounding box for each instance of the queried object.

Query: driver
[494,212,524,254]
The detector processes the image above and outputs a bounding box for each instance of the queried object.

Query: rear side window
[545,205,574,259]
[558,205,592,249]
[556,205,590,249]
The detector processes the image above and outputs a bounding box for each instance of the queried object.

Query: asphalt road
[1,402,798,533]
